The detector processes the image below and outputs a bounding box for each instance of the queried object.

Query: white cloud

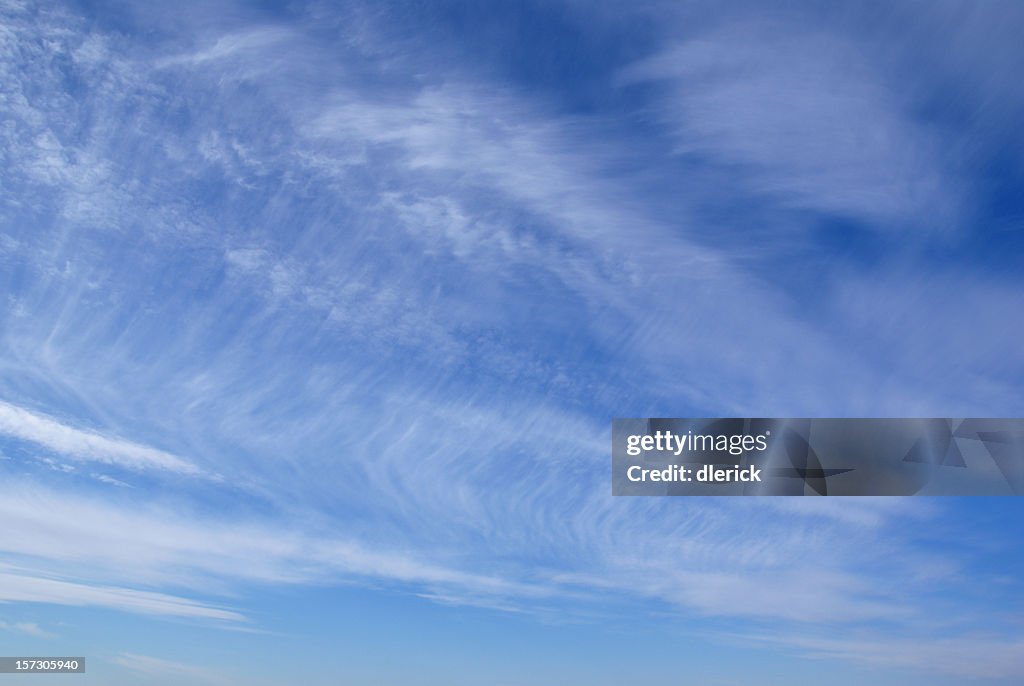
[157,28,293,68]
[0,568,243,622]
[0,620,55,638]
[618,21,960,229]
[739,630,1024,680]
[0,478,954,632]
[91,473,133,488]
[0,400,201,475]
[753,496,931,529]
[1,6,1022,682]
[111,653,228,684]
[0,481,562,613]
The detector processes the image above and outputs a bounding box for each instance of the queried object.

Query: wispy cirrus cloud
[156,27,293,69]
[617,20,961,230]
[0,480,570,614]
[0,568,243,622]
[0,401,201,475]
[0,477,982,636]
[735,630,1024,680]
[1,2,1023,683]
[111,652,229,685]
[0,620,55,639]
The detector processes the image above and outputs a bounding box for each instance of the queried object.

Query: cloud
[0,401,201,475]
[1,3,1022,682]
[738,630,1024,680]
[157,27,292,68]
[618,20,960,229]
[111,653,228,684]
[0,620,55,638]
[92,473,133,488]
[753,496,932,529]
[0,478,972,636]
[0,480,565,614]
[0,568,243,621]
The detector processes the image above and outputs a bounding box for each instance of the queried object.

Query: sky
[1,0,1023,684]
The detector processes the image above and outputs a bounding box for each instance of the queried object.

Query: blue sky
[1,0,1023,683]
